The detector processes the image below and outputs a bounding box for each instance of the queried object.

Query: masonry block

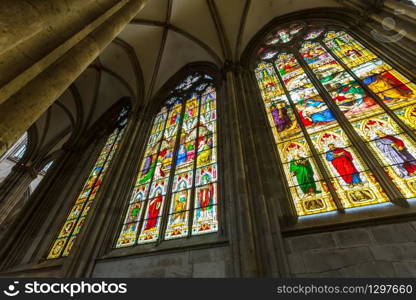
[340,261,396,277]
[189,246,228,264]
[334,228,372,247]
[410,221,416,233]
[393,262,416,277]
[155,252,188,267]
[288,233,336,253]
[164,264,193,278]
[287,253,306,274]
[302,247,373,273]
[295,270,344,278]
[372,223,416,244]
[370,243,416,261]
[192,261,226,278]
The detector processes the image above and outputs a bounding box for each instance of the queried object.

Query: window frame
[250,21,416,232]
[106,71,227,258]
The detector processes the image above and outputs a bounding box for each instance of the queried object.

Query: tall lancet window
[47,107,129,259]
[255,22,416,217]
[116,74,218,248]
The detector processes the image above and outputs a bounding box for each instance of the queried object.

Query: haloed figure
[271,103,292,132]
[290,153,321,196]
[374,131,416,178]
[326,143,362,186]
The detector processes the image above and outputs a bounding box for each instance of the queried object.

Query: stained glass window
[10,142,27,161]
[116,74,218,248]
[40,161,54,174]
[47,107,129,259]
[255,22,416,217]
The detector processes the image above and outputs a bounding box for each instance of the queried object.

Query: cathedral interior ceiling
[29,0,342,159]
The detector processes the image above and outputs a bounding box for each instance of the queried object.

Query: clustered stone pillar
[0,0,148,156]
[0,164,37,226]
[221,65,263,277]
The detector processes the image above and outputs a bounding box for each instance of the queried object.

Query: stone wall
[92,245,231,278]
[285,221,416,277]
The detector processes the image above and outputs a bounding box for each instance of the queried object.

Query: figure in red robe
[326,143,362,185]
[144,192,163,230]
[197,184,214,220]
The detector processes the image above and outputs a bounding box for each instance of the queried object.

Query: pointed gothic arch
[244,15,416,221]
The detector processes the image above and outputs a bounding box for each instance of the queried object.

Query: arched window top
[167,72,215,98]
[7,132,28,162]
[254,22,416,217]
[40,161,54,175]
[255,21,374,62]
[116,71,218,248]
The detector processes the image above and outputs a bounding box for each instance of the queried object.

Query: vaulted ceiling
[28,0,343,162]
[101,0,342,103]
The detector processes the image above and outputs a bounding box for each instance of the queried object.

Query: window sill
[98,233,228,261]
[281,198,416,236]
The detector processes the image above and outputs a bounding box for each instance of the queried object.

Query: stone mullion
[270,62,345,213]
[239,67,291,277]
[223,69,260,277]
[319,40,416,142]
[186,91,203,239]
[294,50,408,207]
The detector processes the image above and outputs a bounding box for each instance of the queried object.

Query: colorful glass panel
[352,116,416,198]
[255,25,416,216]
[324,31,416,115]
[277,52,388,209]
[300,39,416,201]
[117,75,218,248]
[47,109,129,259]
[255,61,337,216]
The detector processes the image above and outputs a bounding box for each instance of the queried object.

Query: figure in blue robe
[176,144,187,165]
[305,99,336,123]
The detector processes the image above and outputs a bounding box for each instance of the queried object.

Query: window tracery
[255,22,416,216]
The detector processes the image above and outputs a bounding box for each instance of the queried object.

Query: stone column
[0,164,38,226]
[0,0,148,156]
[60,111,144,277]
[240,68,291,277]
[0,0,92,56]
[225,65,290,277]
[220,65,263,277]
[0,139,103,271]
